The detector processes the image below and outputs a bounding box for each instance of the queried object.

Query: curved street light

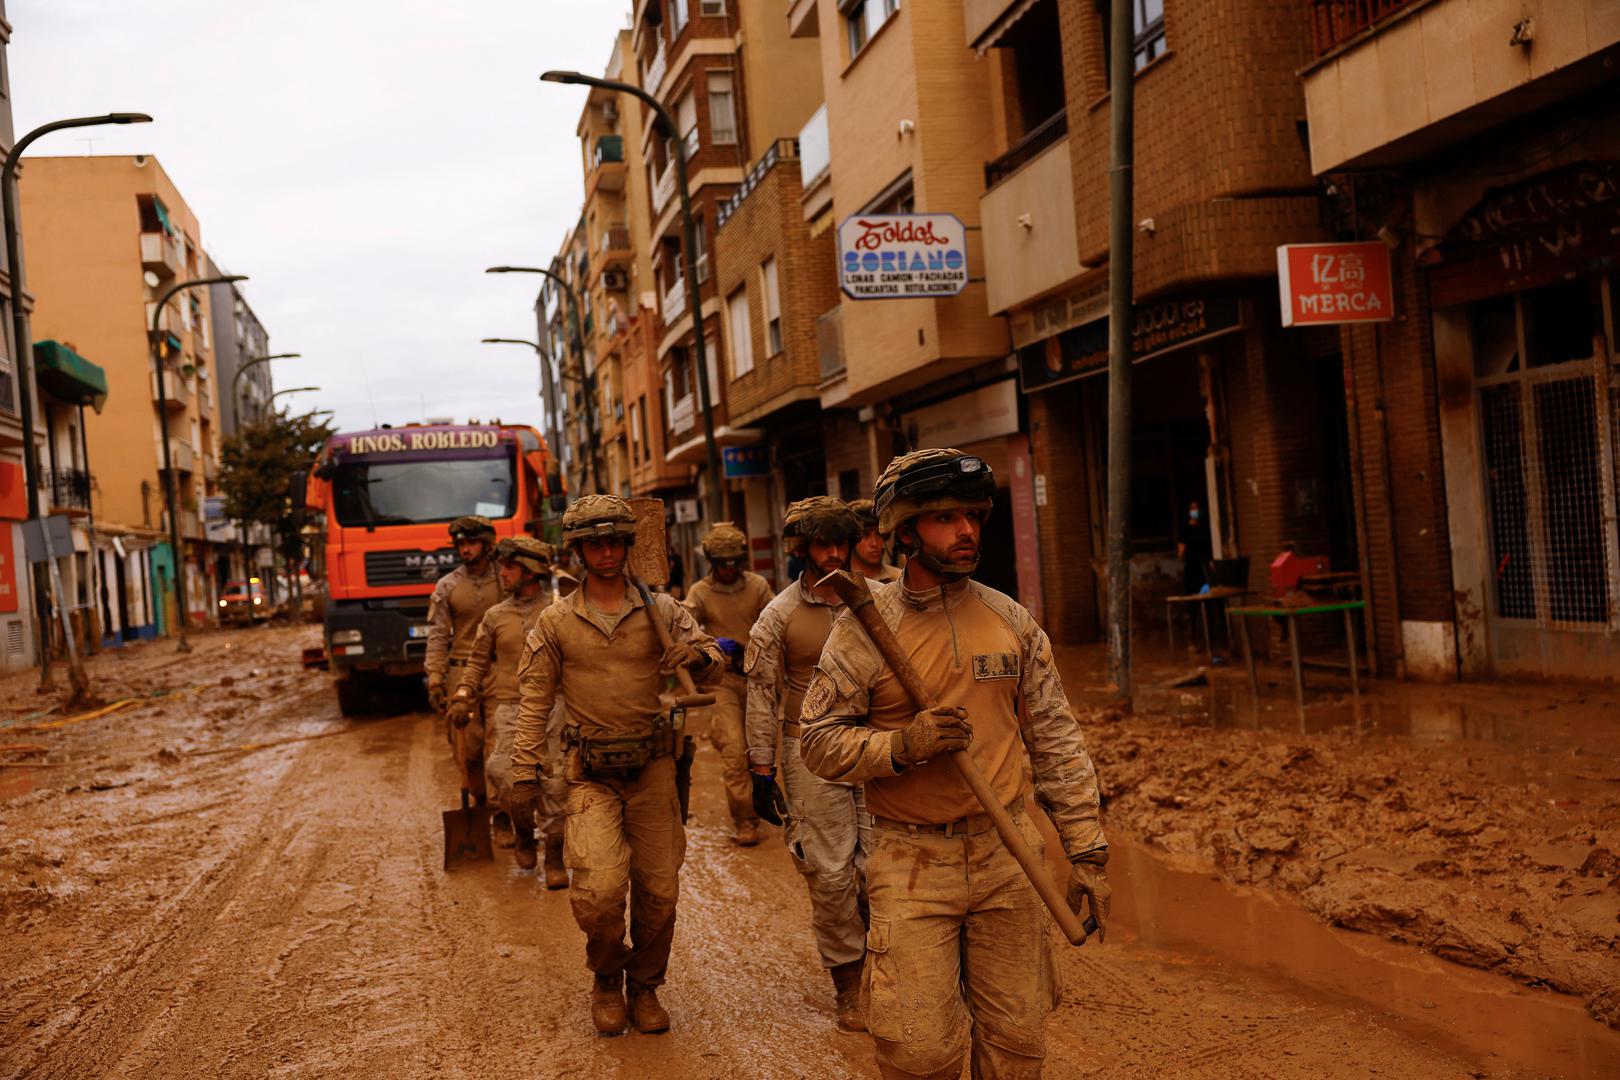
[485,266,604,492]
[269,386,320,405]
[1,111,151,682]
[541,71,724,524]
[231,351,300,424]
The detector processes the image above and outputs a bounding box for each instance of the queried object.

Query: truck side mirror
[287,471,307,511]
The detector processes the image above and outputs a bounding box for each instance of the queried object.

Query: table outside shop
[1228,600,1365,726]
[1165,586,1250,666]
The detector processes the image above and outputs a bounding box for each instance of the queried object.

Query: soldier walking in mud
[683,522,775,847]
[745,496,871,1031]
[802,449,1110,1079]
[425,516,504,829]
[511,495,723,1036]
[448,537,564,884]
[848,498,901,584]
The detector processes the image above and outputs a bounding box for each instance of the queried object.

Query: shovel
[442,788,493,870]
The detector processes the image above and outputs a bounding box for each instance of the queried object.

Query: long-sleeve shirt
[798,575,1106,861]
[683,571,775,643]
[423,563,501,683]
[454,588,549,706]
[744,576,843,769]
[512,579,722,784]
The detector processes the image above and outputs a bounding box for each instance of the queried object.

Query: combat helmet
[873,448,995,577]
[847,498,879,532]
[782,496,863,558]
[701,521,749,563]
[560,494,639,548]
[448,515,496,542]
[496,536,554,577]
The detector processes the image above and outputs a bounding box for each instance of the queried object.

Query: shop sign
[1017,297,1244,394]
[1276,241,1394,327]
[722,445,770,479]
[902,380,1019,449]
[1009,280,1108,350]
[838,214,968,300]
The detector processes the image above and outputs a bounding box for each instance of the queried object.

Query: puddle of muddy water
[1109,838,1620,1078]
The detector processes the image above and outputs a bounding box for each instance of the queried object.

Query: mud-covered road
[3,627,1617,1078]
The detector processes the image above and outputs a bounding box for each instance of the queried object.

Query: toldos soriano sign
[838,214,969,300]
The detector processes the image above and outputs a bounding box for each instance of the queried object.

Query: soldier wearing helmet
[800,449,1109,1078]
[847,498,901,584]
[512,494,723,1036]
[425,515,504,827]
[448,537,563,882]
[743,496,871,1030]
[682,522,775,847]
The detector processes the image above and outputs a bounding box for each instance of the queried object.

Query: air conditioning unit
[602,270,630,292]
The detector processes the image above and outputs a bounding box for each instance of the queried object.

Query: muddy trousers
[564,755,687,989]
[707,674,757,826]
[780,736,869,968]
[864,810,1058,1080]
[473,702,563,839]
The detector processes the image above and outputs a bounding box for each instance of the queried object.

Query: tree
[219,409,335,579]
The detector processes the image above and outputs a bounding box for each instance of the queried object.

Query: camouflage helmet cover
[496,535,554,576]
[701,521,749,561]
[847,498,879,531]
[448,514,497,542]
[782,495,863,557]
[560,494,638,547]
[874,447,995,538]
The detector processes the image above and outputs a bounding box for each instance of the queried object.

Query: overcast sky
[11,0,627,434]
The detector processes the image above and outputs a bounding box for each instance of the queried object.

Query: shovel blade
[442,802,494,870]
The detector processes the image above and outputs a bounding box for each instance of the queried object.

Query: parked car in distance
[218,578,271,626]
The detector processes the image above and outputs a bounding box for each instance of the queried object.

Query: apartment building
[1302,0,1620,681]
[22,155,228,638]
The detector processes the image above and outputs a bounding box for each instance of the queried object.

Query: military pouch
[579,735,655,780]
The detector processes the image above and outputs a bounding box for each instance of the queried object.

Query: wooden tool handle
[630,574,717,708]
[821,570,1091,946]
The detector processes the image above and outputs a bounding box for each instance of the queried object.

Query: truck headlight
[218,599,227,608]
[252,597,263,606]
[331,629,363,645]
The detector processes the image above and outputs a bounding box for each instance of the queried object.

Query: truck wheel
[335,673,377,717]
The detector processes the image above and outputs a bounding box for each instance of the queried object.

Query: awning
[973,0,1041,55]
[152,195,174,237]
[32,340,109,412]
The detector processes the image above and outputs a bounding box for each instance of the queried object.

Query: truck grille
[364,548,459,587]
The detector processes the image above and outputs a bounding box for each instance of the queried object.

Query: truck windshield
[329,457,516,527]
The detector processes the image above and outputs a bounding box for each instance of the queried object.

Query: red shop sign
[1277,241,1394,327]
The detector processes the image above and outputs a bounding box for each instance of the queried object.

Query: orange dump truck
[300,422,559,715]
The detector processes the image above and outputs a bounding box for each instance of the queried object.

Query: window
[761,257,782,356]
[708,72,737,146]
[847,0,900,59]
[1099,0,1167,75]
[638,394,651,456]
[692,216,709,284]
[727,288,754,378]
[676,90,699,156]
[700,0,725,13]
[629,400,641,462]
[669,0,689,37]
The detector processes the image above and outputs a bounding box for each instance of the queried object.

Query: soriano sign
[838,213,969,300]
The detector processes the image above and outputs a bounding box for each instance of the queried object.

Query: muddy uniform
[455,588,554,835]
[684,571,775,828]
[426,563,501,791]
[863,563,902,584]
[514,583,722,992]
[746,577,869,972]
[801,577,1106,1079]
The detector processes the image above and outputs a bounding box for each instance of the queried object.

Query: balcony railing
[653,161,677,214]
[644,43,668,94]
[599,225,631,254]
[817,305,845,380]
[985,109,1068,188]
[150,370,192,410]
[667,394,695,436]
[661,276,688,323]
[1309,0,1420,56]
[594,135,625,166]
[48,468,92,511]
[139,231,182,280]
[159,439,196,474]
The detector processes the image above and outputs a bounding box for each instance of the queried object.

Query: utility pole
[1106,1,1136,704]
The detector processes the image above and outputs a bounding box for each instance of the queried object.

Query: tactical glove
[660,640,710,676]
[427,675,448,713]
[750,769,789,826]
[891,705,972,767]
[512,778,542,815]
[446,691,474,729]
[715,637,745,673]
[1066,851,1111,943]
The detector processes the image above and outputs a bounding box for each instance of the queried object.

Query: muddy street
[2,626,1617,1079]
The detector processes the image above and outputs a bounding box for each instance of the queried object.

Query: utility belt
[871,793,1025,838]
[565,710,687,781]
[447,657,469,668]
[782,720,803,738]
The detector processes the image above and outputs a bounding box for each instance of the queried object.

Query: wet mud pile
[1085,709,1620,1027]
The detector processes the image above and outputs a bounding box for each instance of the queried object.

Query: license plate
[407,624,429,639]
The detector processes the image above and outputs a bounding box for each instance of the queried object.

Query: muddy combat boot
[627,980,670,1034]
[491,809,515,849]
[732,818,762,847]
[543,836,568,890]
[591,973,627,1035]
[513,829,538,870]
[830,960,866,1032]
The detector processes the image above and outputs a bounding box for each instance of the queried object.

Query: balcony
[139,231,182,280]
[203,454,218,481]
[984,109,1066,188]
[150,370,192,411]
[177,506,202,539]
[661,276,688,323]
[652,160,677,215]
[981,134,1082,315]
[1302,0,1620,172]
[47,468,92,513]
[817,305,845,381]
[159,439,196,475]
[198,385,213,419]
[667,393,695,437]
[644,43,668,96]
[597,224,632,263]
[788,0,819,39]
[589,135,628,195]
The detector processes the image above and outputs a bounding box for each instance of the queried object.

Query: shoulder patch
[802,672,836,720]
[972,652,1021,681]
[743,640,760,673]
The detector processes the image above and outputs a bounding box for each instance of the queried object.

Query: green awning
[152,195,174,237]
[33,340,109,413]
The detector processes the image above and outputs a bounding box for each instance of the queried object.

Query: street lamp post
[2,112,151,684]
[153,273,247,652]
[268,386,320,406]
[540,71,726,524]
[485,266,605,493]
[481,335,579,497]
[231,352,300,425]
